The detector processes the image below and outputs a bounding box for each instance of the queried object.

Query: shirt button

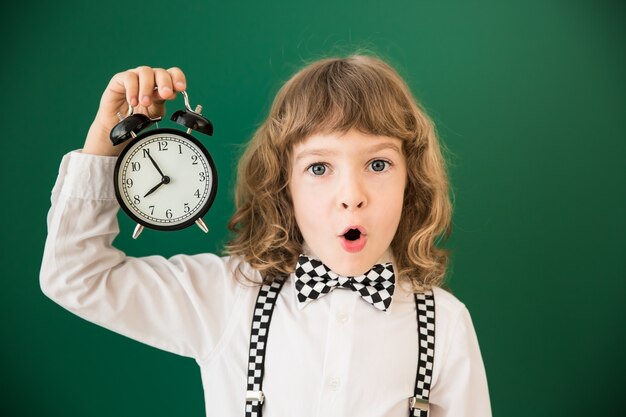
[336,312,349,323]
[329,376,341,389]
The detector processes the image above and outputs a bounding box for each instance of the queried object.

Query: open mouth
[339,226,367,252]
[343,228,362,241]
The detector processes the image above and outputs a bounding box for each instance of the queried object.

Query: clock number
[133,195,140,204]
[184,203,190,213]
[158,141,168,151]
[199,172,206,182]
[125,178,134,188]
[191,155,198,165]
[194,189,201,198]
[166,209,173,219]
[131,162,141,172]
[178,144,183,154]
[142,149,150,158]
[149,205,155,215]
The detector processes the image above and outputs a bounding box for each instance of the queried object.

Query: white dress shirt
[40,150,492,417]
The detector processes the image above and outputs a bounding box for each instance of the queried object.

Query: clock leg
[132,224,144,239]
[195,218,209,233]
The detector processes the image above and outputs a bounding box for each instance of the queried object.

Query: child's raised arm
[40,67,245,361]
[83,66,186,156]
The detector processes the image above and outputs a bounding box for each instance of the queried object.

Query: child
[40,55,491,416]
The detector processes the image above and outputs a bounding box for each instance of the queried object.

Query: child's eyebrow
[294,141,402,163]
[367,142,402,155]
[294,149,332,162]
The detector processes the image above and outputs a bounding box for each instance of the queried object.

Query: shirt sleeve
[39,150,245,361]
[430,305,492,417]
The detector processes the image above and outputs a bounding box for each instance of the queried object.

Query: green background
[1,0,624,416]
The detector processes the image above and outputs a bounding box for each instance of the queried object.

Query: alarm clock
[110,90,217,239]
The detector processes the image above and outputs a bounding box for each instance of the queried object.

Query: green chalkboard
[1,0,624,416]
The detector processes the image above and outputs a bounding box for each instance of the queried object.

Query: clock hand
[143,181,164,198]
[146,152,167,177]
[143,175,170,198]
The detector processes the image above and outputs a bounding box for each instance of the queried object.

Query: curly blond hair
[226,53,453,292]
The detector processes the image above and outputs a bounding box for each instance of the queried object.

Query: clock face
[114,129,217,230]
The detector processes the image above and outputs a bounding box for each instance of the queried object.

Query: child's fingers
[134,66,156,107]
[152,68,175,101]
[108,71,139,108]
[167,67,187,92]
[106,66,185,114]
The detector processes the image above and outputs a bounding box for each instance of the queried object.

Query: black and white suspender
[244,280,436,417]
[245,280,285,417]
[411,290,436,417]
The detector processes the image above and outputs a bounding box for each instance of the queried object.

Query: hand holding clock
[83,65,217,236]
[83,66,188,156]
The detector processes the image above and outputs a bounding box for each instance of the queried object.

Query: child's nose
[338,174,367,211]
[341,200,364,210]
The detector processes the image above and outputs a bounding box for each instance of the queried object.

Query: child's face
[289,128,407,276]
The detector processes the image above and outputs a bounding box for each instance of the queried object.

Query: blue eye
[307,163,327,176]
[370,159,390,172]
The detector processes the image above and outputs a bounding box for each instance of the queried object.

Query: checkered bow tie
[294,255,396,312]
